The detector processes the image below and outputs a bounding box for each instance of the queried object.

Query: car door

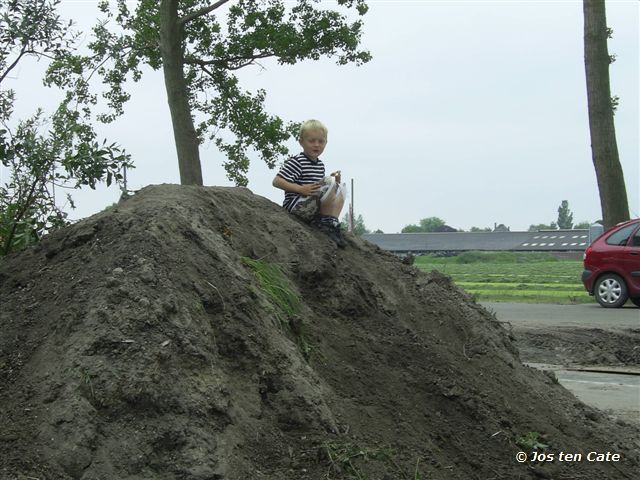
[601,223,637,270]
[623,224,640,295]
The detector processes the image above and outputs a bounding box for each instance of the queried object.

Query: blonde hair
[298,119,328,141]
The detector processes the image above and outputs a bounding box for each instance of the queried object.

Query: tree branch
[85,46,134,84]
[201,65,215,78]
[225,59,260,71]
[2,174,41,256]
[179,0,232,26]
[0,42,29,84]
[185,51,275,70]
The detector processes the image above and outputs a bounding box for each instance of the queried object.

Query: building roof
[361,230,590,253]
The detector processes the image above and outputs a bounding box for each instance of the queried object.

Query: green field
[414,251,591,304]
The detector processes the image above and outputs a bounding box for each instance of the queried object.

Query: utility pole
[349,178,354,233]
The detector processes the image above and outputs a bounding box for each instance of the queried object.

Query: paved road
[480,302,640,330]
[554,369,639,418]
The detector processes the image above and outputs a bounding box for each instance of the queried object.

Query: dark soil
[514,328,640,367]
[1,185,638,480]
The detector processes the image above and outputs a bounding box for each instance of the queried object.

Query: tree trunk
[159,0,203,186]
[583,0,629,229]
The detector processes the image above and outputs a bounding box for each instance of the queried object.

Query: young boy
[272,119,347,248]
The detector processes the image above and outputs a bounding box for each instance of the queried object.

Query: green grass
[240,257,301,316]
[322,441,422,479]
[415,252,590,304]
[241,257,314,358]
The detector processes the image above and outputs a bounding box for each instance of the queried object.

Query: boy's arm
[273,175,321,196]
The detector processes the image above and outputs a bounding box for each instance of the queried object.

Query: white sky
[3,0,639,233]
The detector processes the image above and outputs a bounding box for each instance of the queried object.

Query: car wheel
[631,297,640,308]
[594,274,628,308]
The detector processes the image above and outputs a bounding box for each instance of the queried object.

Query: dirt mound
[0,185,638,480]
[515,328,640,367]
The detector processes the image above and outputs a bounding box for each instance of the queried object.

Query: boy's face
[299,129,327,161]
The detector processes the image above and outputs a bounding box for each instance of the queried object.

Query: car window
[605,223,637,246]
[631,229,640,247]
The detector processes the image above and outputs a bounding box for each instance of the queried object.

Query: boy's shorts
[289,176,347,222]
[290,196,320,222]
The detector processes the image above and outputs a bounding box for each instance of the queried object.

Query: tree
[1,0,130,255]
[583,0,629,229]
[401,224,421,233]
[470,226,491,232]
[341,213,369,236]
[574,221,591,229]
[420,217,446,232]
[556,200,574,229]
[401,216,446,233]
[528,222,558,232]
[48,0,371,186]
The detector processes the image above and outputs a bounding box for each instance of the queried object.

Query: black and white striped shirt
[276,152,325,211]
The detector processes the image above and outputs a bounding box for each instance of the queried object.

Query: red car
[582,218,640,308]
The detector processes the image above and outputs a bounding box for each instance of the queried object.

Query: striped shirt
[276,152,325,211]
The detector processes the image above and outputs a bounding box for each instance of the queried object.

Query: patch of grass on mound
[241,257,301,316]
[322,441,423,479]
[515,431,549,450]
[241,257,313,357]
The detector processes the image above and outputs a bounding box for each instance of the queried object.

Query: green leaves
[189,63,295,185]
[0,0,77,83]
[1,0,132,256]
[556,200,574,230]
[47,0,371,186]
[341,213,370,236]
[515,432,549,450]
[402,217,447,233]
[0,101,132,255]
[186,0,371,183]
[241,257,301,316]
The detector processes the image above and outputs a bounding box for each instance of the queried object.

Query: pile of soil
[1,185,638,479]
[514,328,640,367]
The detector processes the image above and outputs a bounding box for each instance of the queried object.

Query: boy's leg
[315,188,347,248]
[318,188,345,218]
[290,196,320,223]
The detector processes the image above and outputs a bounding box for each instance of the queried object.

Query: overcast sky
[4,0,639,233]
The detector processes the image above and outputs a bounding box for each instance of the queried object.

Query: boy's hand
[299,183,321,196]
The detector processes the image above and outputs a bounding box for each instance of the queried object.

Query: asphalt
[481,301,640,331]
[526,363,639,423]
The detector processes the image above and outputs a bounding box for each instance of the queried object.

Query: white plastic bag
[319,175,347,205]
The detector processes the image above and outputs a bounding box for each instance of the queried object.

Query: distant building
[362,229,590,257]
